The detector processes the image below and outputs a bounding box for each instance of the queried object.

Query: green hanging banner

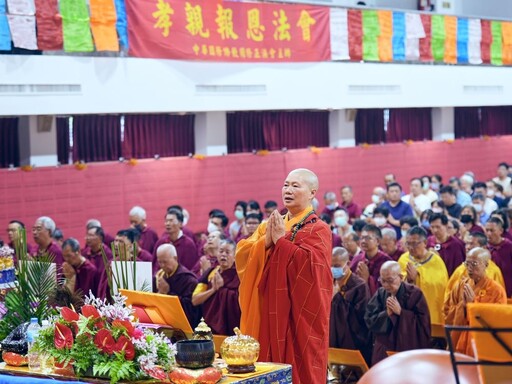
[60,0,94,52]
[490,21,503,66]
[431,15,446,62]
[362,10,380,61]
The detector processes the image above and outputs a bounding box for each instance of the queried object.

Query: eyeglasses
[361,236,377,242]
[405,241,423,248]
[464,260,481,268]
[378,276,399,285]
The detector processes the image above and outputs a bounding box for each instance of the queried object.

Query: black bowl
[176,339,215,369]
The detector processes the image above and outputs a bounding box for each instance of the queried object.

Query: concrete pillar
[329,109,356,148]
[432,107,455,141]
[18,115,58,166]
[194,112,227,156]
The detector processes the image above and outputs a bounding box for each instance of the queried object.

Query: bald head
[381,260,401,275]
[288,168,319,190]
[332,246,350,264]
[467,247,491,264]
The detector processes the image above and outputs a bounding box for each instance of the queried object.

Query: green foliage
[94,358,139,384]
[0,228,57,339]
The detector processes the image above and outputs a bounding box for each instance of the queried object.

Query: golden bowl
[220,328,260,373]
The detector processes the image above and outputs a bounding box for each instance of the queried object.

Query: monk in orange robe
[236,168,332,384]
[444,247,507,356]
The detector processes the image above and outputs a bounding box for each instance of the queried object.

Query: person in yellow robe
[398,226,448,326]
[446,232,505,301]
[444,247,507,356]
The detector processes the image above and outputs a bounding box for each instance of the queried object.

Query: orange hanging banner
[501,21,512,65]
[444,15,457,64]
[89,0,119,51]
[125,0,330,62]
[378,10,392,62]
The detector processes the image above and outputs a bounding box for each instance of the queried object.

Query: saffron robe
[443,276,507,356]
[427,235,465,277]
[488,238,512,297]
[139,226,159,254]
[446,260,506,302]
[237,206,332,384]
[153,233,199,274]
[398,251,448,325]
[350,250,392,296]
[330,270,372,364]
[365,283,431,365]
[154,264,200,328]
[193,265,241,335]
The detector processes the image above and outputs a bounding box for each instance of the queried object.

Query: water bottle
[40,320,54,374]
[26,318,41,372]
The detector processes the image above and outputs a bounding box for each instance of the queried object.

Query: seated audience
[192,239,241,335]
[365,261,431,365]
[362,186,386,219]
[444,247,507,356]
[471,193,489,225]
[402,178,432,218]
[421,175,439,204]
[193,230,224,277]
[332,209,352,238]
[342,232,362,261]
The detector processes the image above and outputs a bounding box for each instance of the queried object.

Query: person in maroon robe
[330,247,371,364]
[129,206,159,254]
[31,216,63,268]
[342,232,363,261]
[485,217,512,296]
[191,230,224,277]
[192,239,241,335]
[152,209,199,274]
[380,227,405,261]
[154,244,200,328]
[427,213,465,276]
[6,220,35,265]
[62,238,98,297]
[350,225,392,295]
[86,219,115,248]
[365,261,431,365]
[166,205,196,242]
[81,226,113,299]
[490,209,512,242]
[321,191,341,222]
[341,186,363,223]
[114,229,153,262]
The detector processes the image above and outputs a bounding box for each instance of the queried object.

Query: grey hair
[37,216,56,234]
[381,260,401,275]
[468,247,491,263]
[86,219,101,229]
[62,238,80,252]
[332,247,350,262]
[156,243,177,258]
[381,228,397,241]
[129,206,146,220]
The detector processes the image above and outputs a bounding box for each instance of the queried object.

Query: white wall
[1,55,512,116]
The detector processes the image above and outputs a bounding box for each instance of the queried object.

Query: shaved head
[288,168,319,191]
[468,247,491,263]
[381,260,401,275]
[332,247,350,264]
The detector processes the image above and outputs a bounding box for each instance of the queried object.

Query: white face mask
[473,203,483,213]
[373,217,386,227]
[422,182,430,191]
[401,229,408,238]
[487,190,495,198]
[371,194,380,204]
[207,221,220,234]
[334,216,348,227]
[432,207,443,213]
[234,210,244,220]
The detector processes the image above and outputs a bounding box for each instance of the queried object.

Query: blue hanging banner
[0,0,11,51]
[457,17,469,64]
[114,0,129,49]
[392,11,406,61]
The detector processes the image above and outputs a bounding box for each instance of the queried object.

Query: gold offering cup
[220,327,260,374]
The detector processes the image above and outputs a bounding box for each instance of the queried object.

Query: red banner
[125,0,330,62]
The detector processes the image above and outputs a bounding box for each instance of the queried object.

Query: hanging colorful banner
[6,0,34,15]
[467,18,481,64]
[347,9,362,61]
[431,14,445,62]
[377,10,392,62]
[60,0,94,52]
[114,0,128,48]
[419,14,432,61]
[501,21,512,65]
[444,15,457,64]
[7,14,37,49]
[405,12,424,61]
[392,11,405,61]
[33,0,61,50]
[362,9,379,61]
[456,17,468,63]
[126,0,330,62]
[490,20,502,65]
[330,8,349,61]
[89,0,119,51]
[0,0,11,50]
[480,19,491,64]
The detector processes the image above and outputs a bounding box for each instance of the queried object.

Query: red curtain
[227,111,329,153]
[0,117,20,168]
[454,107,481,138]
[72,115,122,162]
[56,117,70,164]
[227,112,265,153]
[481,106,512,136]
[123,114,195,158]
[355,109,386,144]
[387,108,432,142]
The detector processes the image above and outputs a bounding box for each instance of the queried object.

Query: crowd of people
[1,162,512,381]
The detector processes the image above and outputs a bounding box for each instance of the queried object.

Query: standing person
[341,186,363,223]
[129,206,159,254]
[236,168,332,384]
[381,183,414,239]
